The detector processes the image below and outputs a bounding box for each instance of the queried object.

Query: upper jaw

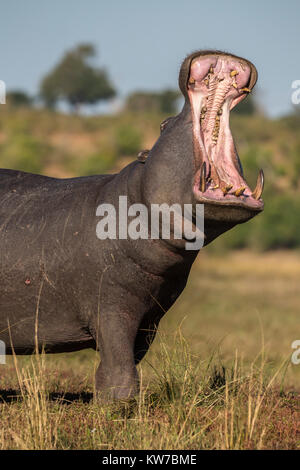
[183,51,264,214]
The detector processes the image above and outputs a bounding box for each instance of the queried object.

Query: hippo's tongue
[188,54,264,207]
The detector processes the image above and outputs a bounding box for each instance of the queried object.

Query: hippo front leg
[134,318,161,365]
[94,310,140,401]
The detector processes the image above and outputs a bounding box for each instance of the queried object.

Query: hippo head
[178,50,264,224]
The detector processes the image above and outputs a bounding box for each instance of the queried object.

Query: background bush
[0,107,299,251]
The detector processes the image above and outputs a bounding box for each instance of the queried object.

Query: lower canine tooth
[199,162,206,192]
[235,187,246,197]
[252,169,264,200]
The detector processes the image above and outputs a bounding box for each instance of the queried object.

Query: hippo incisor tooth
[234,187,246,197]
[230,70,238,77]
[199,162,206,192]
[221,184,233,196]
[252,169,264,200]
[189,77,195,84]
[232,81,238,89]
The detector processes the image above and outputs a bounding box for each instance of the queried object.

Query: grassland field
[0,250,299,450]
[0,107,299,449]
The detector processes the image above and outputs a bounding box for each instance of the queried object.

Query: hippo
[0,50,264,400]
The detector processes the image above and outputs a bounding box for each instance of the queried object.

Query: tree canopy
[126,89,180,114]
[39,44,116,110]
[6,90,33,107]
[233,93,257,115]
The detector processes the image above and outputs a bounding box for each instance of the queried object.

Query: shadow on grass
[0,389,93,404]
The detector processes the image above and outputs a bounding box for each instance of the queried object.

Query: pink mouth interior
[188,55,263,209]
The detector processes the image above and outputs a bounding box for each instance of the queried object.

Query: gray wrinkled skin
[0,51,262,401]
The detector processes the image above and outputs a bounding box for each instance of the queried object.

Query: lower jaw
[193,170,264,212]
[190,105,264,213]
[191,135,264,220]
[192,175,264,224]
[193,193,263,224]
[194,191,263,209]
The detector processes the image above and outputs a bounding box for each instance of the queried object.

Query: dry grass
[0,250,299,449]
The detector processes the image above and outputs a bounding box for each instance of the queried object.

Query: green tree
[116,125,142,155]
[126,88,180,114]
[159,89,180,113]
[39,44,116,110]
[126,92,160,113]
[232,93,257,115]
[6,90,33,107]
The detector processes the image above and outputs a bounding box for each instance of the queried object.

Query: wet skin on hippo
[0,50,264,401]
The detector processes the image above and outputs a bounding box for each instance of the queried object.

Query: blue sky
[0,0,299,116]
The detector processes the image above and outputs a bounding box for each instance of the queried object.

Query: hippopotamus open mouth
[181,51,264,214]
